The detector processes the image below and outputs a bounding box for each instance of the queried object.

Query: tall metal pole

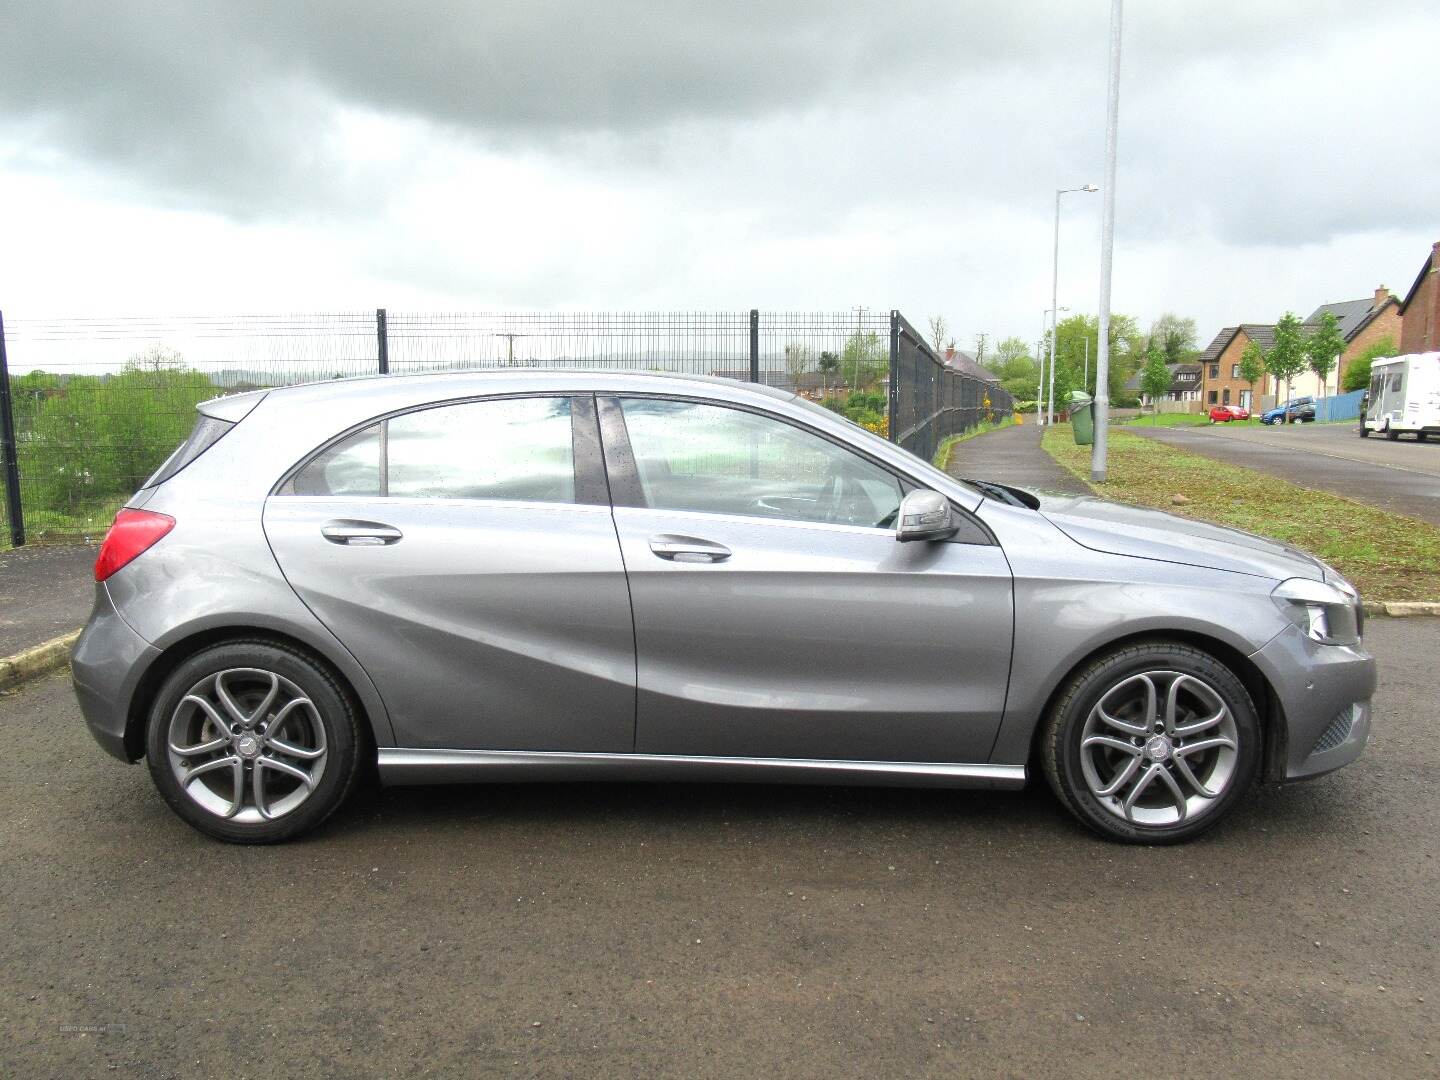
[1048,190,1062,425]
[1083,335,1090,390]
[376,308,389,374]
[0,312,25,546]
[1091,0,1124,482]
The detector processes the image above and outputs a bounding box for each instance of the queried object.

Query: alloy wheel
[166,667,328,823]
[1079,670,1239,827]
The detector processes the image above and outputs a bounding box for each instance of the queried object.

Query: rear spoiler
[197,388,269,423]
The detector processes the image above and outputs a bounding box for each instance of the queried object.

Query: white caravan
[1361,353,1440,441]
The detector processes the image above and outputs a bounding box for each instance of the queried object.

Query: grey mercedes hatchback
[72,372,1375,844]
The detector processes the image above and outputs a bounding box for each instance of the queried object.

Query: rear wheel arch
[124,627,380,767]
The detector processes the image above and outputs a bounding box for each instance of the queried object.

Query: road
[1130,422,1440,525]
[3,619,1438,1078]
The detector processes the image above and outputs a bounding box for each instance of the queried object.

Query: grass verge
[934,415,1017,470]
[1042,425,1440,601]
[1116,412,1253,428]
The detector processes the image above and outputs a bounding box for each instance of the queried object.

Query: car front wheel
[145,641,363,843]
[1040,642,1260,844]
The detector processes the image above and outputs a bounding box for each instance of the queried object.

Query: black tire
[1040,641,1261,844]
[1418,432,1428,443]
[145,640,363,843]
[1386,426,1399,441]
[1359,424,1369,438]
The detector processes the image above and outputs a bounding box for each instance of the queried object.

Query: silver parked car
[72,372,1374,844]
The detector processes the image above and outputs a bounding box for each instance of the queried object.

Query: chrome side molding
[377,748,1027,789]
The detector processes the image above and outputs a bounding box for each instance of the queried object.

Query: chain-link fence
[0,309,1009,545]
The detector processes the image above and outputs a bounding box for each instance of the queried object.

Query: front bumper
[71,583,161,762]
[1251,623,1376,781]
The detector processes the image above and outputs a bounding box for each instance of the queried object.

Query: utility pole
[493,332,535,366]
[850,306,869,390]
[1092,0,1124,482]
[974,332,988,366]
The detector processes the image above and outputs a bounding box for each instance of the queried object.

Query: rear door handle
[648,535,731,562]
[321,520,403,546]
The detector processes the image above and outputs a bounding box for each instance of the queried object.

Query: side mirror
[895,489,959,543]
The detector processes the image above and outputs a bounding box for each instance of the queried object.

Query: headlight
[1272,578,1361,646]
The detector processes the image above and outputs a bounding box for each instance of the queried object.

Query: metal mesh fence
[889,313,1012,464]
[0,309,1008,545]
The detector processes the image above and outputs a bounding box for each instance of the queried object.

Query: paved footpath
[1131,423,1440,526]
[942,421,1090,495]
[0,544,95,656]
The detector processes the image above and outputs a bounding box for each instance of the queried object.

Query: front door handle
[648,535,732,562]
[322,520,403,546]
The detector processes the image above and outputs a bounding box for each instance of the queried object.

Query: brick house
[1197,325,1277,411]
[1398,240,1440,354]
[1295,286,1403,396]
[1124,362,1202,407]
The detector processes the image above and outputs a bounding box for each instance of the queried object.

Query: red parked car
[1208,404,1250,422]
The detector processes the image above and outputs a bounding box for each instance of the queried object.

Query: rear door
[263,393,636,752]
[600,395,1013,765]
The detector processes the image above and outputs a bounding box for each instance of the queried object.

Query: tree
[1304,311,1346,398]
[783,343,813,385]
[1264,312,1308,422]
[1342,336,1398,393]
[927,315,948,353]
[817,350,841,397]
[842,331,887,392]
[993,336,1029,368]
[1139,342,1172,415]
[1150,313,1198,363]
[1238,341,1266,409]
[123,344,186,373]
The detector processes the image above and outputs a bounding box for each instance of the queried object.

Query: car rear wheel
[1040,642,1260,844]
[145,641,362,843]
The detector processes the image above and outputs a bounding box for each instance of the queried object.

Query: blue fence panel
[1315,389,1364,422]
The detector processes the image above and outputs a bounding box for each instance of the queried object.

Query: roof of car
[204,367,804,413]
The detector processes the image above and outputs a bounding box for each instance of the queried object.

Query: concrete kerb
[0,631,82,692]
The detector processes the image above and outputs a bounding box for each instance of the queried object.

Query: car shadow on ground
[306,771,1354,851]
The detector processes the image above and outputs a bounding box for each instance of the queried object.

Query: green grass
[933,415,1017,470]
[1043,425,1440,602]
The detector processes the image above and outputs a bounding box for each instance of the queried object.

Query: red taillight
[94,509,176,582]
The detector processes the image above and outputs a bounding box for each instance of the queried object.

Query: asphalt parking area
[1131,423,1440,525]
[3,618,1437,1078]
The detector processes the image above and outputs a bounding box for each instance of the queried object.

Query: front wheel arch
[1024,629,1279,781]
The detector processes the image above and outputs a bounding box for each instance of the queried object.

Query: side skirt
[377,748,1027,789]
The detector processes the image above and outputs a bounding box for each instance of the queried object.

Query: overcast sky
[2,0,1437,354]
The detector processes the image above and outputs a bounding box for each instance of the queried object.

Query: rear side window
[286,396,576,503]
[144,414,235,489]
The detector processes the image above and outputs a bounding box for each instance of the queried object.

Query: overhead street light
[1049,184,1099,424]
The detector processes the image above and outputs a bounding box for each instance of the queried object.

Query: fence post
[376,308,390,375]
[748,309,760,383]
[888,311,900,445]
[0,311,24,547]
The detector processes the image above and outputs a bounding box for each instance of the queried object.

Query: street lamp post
[1040,306,1069,423]
[1092,0,1124,482]
[1049,184,1099,424]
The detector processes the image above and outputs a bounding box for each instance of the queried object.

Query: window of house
[618,398,903,529]
[1222,388,1231,405]
[1231,363,1241,378]
[1209,364,1219,379]
[288,396,576,503]
[1207,390,1218,404]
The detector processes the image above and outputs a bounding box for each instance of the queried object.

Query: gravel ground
[2,618,1437,1078]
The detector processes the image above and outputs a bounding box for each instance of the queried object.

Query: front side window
[619,398,903,529]
[288,396,575,503]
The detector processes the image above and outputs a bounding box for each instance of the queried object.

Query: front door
[602,396,1014,765]
[263,394,635,752]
